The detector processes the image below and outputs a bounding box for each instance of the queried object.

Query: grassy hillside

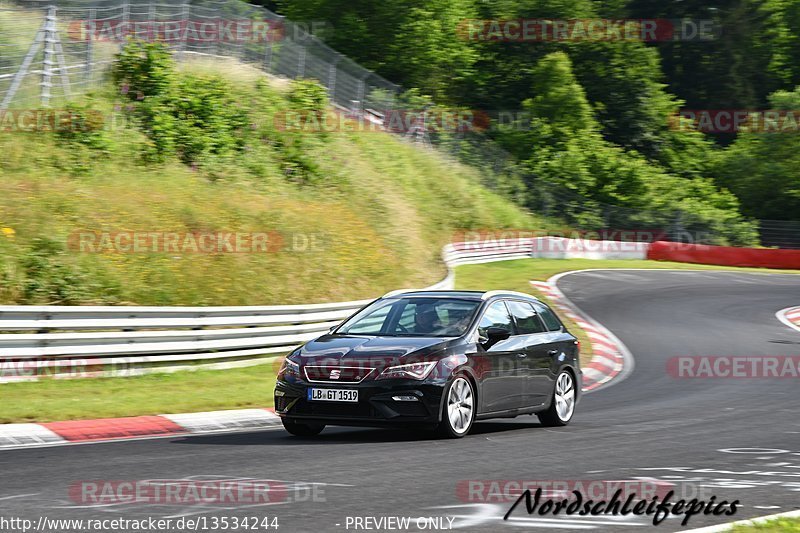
[0,51,549,305]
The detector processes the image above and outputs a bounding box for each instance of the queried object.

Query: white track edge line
[546,270,638,394]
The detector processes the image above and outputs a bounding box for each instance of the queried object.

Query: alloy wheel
[554,371,575,422]
[447,377,474,434]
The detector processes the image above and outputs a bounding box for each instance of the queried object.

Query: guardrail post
[327,55,339,99]
[211,6,220,56]
[297,43,306,78]
[121,2,129,50]
[148,0,157,45]
[356,74,367,114]
[263,21,275,71]
[40,5,58,107]
[264,17,287,73]
[53,9,71,100]
[85,7,95,82]
[177,3,189,61]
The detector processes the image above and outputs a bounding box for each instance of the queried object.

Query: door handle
[517,353,527,358]
[547,349,559,356]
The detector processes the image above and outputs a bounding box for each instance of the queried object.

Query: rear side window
[507,301,546,334]
[534,302,563,331]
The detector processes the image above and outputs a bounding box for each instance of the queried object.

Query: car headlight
[376,362,437,381]
[278,358,300,377]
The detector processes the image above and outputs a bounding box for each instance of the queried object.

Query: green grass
[0,53,551,306]
[0,363,279,423]
[731,517,800,532]
[455,258,800,366]
[454,258,800,287]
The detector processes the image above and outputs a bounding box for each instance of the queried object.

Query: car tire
[436,376,476,438]
[538,370,577,427]
[282,418,325,437]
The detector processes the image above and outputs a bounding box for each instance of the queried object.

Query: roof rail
[481,290,540,301]
[382,288,421,298]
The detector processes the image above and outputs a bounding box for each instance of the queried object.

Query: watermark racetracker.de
[0,109,124,133]
[456,18,719,42]
[668,356,800,378]
[65,18,328,43]
[69,479,291,505]
[671,109,800,133]
[272,108,490,134]
[448,228,716,253]
[66,231,327,254]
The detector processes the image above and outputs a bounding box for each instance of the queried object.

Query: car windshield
[336,297,480,337]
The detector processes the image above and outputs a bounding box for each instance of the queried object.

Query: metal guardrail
[0,240,534,381]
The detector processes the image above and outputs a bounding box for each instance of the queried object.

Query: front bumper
[274,377,446,427]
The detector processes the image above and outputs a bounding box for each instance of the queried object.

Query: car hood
[296,334,454,368]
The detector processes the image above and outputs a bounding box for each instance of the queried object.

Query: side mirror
[479,326,511,347]
[486,326,511,341]
[328,325,339,334]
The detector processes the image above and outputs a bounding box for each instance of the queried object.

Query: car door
[506,300,552,406]
[531,301,574,400]
[474,300,525,413]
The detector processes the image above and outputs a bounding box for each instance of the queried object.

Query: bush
[287,78,329,114]
[169,75,250,165]
[136,74,250,165]
[113,41,250,165]
[56,102,110,150]
[112,41,175,101]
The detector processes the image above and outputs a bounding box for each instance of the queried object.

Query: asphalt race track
[2,270,800,532]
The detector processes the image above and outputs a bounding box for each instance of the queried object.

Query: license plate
[307,388,358,402]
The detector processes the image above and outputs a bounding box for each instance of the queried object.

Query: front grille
[303,365,374,384]
[292,400,380,418]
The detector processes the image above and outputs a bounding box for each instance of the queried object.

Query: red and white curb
[0,408,281,450]
[777,306,800,333]
[531,274,634,393]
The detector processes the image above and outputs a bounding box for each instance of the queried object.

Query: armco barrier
[0,238,642,382]
[0,241,511,381]
[647,241,800,269]
[447,237,649,261]
[532,237,648,259]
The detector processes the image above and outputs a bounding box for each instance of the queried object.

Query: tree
[714,86,800,220]
[496,53,756,243]
[278,0,477,101]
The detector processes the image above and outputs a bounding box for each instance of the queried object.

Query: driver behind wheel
[414,305,441,334]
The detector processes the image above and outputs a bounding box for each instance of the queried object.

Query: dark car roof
[382,289,539,302]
